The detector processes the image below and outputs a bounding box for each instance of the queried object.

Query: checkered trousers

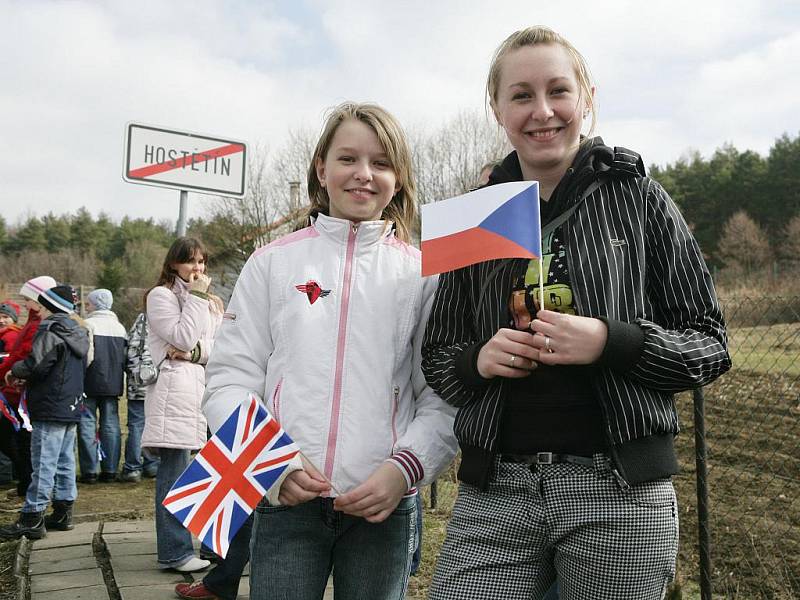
[429,456,678,600]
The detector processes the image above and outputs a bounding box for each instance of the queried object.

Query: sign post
[178,190,189,237]
[123,123,248,235]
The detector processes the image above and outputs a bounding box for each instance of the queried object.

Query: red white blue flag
[421,182,541,276]
[0,390,20,432]
[17,391,32,432]
[163,393,299,558]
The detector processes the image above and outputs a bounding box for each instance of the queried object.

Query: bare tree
[410,110,509,205]
[0,248,99,284]
[267,127,317,219]
[717,210,771,274]
[204,129,317,258]
[121,239,169,288]
[781,214,800,270]
[204,144,281,255]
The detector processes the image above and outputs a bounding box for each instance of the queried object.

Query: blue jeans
[410,493,423,575]
[78,396,121,476]
[155,448,195,568]
[250,494,417,600]
[204,514,253,600]
[24,421,78,513]
[123,400,159,475]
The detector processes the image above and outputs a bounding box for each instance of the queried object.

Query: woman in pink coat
[142,237,222,572]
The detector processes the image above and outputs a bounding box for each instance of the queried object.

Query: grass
[726,322,800,376]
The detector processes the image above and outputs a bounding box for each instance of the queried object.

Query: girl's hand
[208,294,225,314]
[278,456,330,506]
[189,272,211,293]
[476,328,540,379]
[333,462,408,523]
[166,345,191,361]
[529,309,608,365]
[4,371,23,388]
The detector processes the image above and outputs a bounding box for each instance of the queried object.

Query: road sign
[123,123,247,197]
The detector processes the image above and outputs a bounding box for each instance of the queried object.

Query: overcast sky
[1,0,798,228]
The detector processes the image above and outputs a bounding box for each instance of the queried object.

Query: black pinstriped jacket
[421,140,731,489]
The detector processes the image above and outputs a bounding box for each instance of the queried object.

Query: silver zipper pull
[393,385,400,401]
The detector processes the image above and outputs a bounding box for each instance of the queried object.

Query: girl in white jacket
[204,102,457,600]
[142,237,222,573]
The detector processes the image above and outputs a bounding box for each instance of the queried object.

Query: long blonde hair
[305,102,418,243]
[486,26,597,137]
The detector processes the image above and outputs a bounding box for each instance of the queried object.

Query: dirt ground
[673,370,800,599]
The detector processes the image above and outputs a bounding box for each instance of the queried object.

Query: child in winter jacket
[0,276,57,498]
[0,300,22,490]
[77,289,127,483]
[0,301,21,356]
[0,284,89,540]
[119,312,159,482]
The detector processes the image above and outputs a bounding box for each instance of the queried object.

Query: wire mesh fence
[676,295,800,599]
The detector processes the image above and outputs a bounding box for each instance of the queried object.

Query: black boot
[45,500,74,531]
[0,510,47,541]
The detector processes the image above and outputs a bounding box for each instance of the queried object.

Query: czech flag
[421,182,541,276]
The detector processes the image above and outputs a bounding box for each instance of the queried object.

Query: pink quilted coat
[141,278,222,450]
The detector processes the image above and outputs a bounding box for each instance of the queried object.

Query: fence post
[694,387,712,600]
[430,480,438,509]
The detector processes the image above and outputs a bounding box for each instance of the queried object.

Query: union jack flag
[163,393,299,558]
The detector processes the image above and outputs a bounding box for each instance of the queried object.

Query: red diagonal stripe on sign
[128,143,244,179]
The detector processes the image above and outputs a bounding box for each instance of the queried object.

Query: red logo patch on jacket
[295,280,331,305]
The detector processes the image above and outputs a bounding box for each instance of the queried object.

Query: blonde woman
[423,27,731,600]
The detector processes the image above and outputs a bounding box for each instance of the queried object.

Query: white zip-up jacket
[204,214,457,503]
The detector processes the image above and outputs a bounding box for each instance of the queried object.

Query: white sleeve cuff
[264,453,304,506]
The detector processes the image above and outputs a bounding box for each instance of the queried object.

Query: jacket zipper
[323,222,358,481]
[391,385,400,446]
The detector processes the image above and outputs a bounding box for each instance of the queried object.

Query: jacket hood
[43,314,89,358]
[488,137,646,198]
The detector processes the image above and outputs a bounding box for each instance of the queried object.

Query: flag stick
[538,260,545,315]
[299,451,341,495]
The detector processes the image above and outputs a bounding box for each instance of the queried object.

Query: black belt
[500,452,594,467]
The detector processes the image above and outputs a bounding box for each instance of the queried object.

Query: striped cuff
[189,290,210,300]
[387,450,424,490]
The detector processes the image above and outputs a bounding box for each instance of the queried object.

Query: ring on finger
[544,335,554,353]
[509,354,517,367]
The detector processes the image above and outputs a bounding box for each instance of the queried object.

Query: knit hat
[38,285,76,315]
[87,288,113,311]
[19,276,57,303]
[0,301,20,323]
